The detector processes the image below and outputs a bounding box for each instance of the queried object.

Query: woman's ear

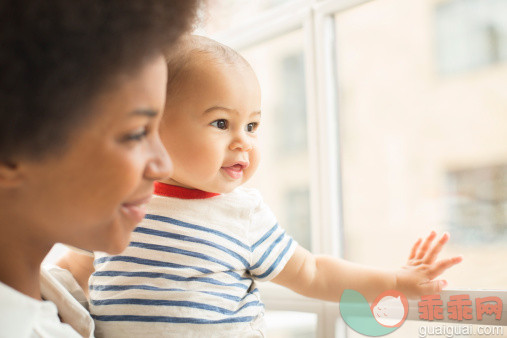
[0,160,25,187]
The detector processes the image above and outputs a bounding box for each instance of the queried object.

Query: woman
[0,1,199,336]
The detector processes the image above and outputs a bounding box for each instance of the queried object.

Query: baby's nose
[229,135,252,151]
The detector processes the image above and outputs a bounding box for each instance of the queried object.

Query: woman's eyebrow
[129,108,158,117]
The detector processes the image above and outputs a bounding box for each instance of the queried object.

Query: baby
[63,36,462,337]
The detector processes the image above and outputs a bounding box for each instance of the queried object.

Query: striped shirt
[89,184,297,337]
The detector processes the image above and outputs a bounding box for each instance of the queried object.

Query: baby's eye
[210,119,229,130]
[246,122,259,133]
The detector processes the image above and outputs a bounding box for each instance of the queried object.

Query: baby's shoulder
[229,186,263,203]
[227,187,273,215]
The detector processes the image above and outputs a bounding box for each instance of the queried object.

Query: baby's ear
[0,160,25,187]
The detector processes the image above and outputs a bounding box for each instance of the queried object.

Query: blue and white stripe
[89,187,297,337]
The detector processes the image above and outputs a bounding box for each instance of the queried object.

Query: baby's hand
[395,231,462,299]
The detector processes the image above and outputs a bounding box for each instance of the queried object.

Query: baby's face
[159,58,261,193]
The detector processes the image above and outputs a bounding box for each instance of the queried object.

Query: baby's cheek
[243,165,258,184]
[248,150,261,174]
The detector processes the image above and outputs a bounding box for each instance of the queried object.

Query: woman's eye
[122,127,148,142]
[246,122,259,132]
[210,119,228,130]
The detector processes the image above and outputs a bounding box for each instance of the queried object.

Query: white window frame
[210,0,507,336]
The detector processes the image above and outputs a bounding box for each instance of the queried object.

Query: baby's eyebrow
[204,106,261,116]
[204,106,235,114]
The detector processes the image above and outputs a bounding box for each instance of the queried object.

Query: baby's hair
[166,35,252,96]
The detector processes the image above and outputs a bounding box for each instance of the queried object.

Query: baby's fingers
[416,231,437,260]
[423,232,450,264]
[419,280,448,296]
[428,256,463,279]
[408,238,422,260]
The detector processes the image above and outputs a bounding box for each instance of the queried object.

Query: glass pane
[266,311,317,338]
[240,30,312,251]
[335,0,507,289]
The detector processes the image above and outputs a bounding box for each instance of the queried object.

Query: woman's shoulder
[0,280,42,337]
[0,277,84,337]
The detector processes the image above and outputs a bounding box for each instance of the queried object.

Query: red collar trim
[154,182,220,199]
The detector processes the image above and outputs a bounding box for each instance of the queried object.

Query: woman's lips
[221,163,246,179]
[121,195,152,224]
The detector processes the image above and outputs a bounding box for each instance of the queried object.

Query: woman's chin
[105,234,132,254]
[100,239,130,255]
[90,223,134,254]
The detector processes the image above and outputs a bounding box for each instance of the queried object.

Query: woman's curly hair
[0,0,199,161]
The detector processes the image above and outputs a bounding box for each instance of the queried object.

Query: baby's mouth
[221,162,248,180]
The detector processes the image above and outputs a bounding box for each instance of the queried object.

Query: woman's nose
[145,135,173,181]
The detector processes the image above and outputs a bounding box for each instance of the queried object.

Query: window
[265,311,317,337]
[435,0,507,74]
[334,0,507,290]
[276,51,308,153]
[446,165,507,244]
[201,0,309,35]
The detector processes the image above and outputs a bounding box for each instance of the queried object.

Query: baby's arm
[271,231,462,302]
[56,250,95,298]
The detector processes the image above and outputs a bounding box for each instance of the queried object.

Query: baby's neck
[161,178,193,189]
